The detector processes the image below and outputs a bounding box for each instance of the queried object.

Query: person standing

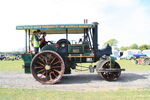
[31,31,41,54]
[40,32,47,49]
[37,29,42,37]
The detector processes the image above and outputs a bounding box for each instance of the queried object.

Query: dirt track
[0,71,150,91]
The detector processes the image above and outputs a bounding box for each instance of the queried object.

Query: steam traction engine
[16,22,125,84]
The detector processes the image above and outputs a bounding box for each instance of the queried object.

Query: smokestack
[84,19,88,24]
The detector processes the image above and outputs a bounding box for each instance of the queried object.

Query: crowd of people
[31,30,47,54]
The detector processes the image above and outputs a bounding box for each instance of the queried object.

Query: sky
[0,0,150,52]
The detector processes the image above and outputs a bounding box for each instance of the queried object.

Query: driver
[40,32,47,49]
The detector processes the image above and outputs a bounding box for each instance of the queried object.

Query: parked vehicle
[121,49,142,60]
[112,50,123,59]
[134,50,150,65]
[0,54,6,61]
[142,50,150,57]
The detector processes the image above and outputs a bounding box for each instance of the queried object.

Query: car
[142,50,150,57]
[0,54,6,61]
[121,49,142,60]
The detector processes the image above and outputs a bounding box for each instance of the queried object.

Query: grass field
[117,59,150,71]
[0,88,150,100]
[0,60,24,72]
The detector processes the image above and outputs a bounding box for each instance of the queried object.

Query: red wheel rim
[30,51,65,84]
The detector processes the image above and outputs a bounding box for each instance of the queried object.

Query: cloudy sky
[0,0,150,51]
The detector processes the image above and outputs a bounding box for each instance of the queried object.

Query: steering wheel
[56,39,70,48]
[46,41,53,45]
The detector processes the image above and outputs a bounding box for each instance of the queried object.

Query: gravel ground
[0,71,150,91]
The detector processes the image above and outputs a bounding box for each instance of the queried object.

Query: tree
[139,44,149,50]
[103,39,118,47]
[148,45,150,49]
[120,46,129,51]
[130,44,138,49]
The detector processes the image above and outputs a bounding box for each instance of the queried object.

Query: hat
[33,31,37,33]
[37,29,41,32]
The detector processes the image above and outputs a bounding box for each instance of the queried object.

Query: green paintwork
[21,54,33,73]
[68,45,84,54]
[41,44,58,51]
[110,56,117,68]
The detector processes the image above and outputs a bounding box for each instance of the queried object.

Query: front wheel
[30,51,65,84]
[96,60,121,81]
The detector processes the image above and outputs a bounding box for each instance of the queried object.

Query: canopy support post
[28,30,31,51]
[66,28,68,55]
[25,29,27,53]
[66,28,68,40]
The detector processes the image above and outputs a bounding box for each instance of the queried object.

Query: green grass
[0,88,150,100]
[117,59,150,71]
[0,60,24,72]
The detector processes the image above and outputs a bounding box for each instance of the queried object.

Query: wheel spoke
[40,55,48,63]
[34,66,44,69]
[52,71,57,78]
[47,54,52,61]
[39,71,46,78]
[51,66,62,69]
[38,56,45,64]
[45,72,50,80]
[36,61,45,67]
[49,72,53,81]
[52,60,61,65]
[52,69,61,74]
[50,57,56,65]
[36,69,45,73]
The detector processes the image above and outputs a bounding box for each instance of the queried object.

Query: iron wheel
[30,51,65,84]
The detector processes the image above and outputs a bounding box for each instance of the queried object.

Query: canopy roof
[16,24,95,34]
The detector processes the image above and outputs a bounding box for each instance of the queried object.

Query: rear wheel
[30,51,65,84]
[96,60,121,81]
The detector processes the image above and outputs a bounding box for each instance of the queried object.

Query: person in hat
[40,32,47,49]
[31,31,41,54]
[37,29,42,37]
